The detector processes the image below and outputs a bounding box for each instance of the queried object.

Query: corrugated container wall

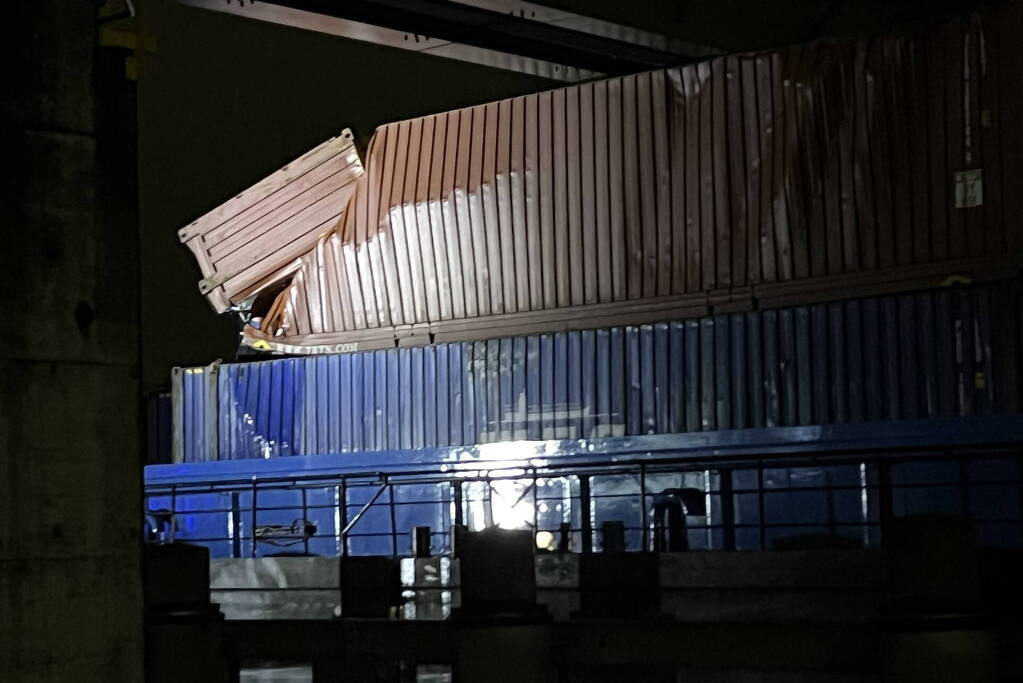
[173,283,1021,462]
[182,5,1023,353]
[179,132,364,313]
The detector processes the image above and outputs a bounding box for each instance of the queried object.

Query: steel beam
[178,0,715,80]
[265,0,687,73]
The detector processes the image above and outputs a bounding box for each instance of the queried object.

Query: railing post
[230,492,241,558]
[757,460,766,550]
[250,481,258,558]
[532,468,539,548]
[639,464,648,551]
[859,461,871,548]
[301,487,309,556]
[719,467,735,551]
[580,475,592,553]
[453,480,464,527]
[483,476,494,528]
[169,484,177,543]
[338,479,348,557]
[387,477,398,557]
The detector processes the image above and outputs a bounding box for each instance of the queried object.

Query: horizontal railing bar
[147,448,1023,493]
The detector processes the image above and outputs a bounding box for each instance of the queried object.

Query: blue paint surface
[176,285,1018,464]
[148,415,1023,558]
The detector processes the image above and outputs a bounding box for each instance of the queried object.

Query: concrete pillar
[0,3,143,681]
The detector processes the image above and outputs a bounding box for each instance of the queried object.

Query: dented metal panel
[174,283,1021,463]
[182,6,1023,351]
[181,131,364,312]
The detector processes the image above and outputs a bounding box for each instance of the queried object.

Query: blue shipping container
[172,283,1021,463]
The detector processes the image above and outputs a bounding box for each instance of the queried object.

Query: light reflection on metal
[180,5,1023,353]
[460,0,711,56]
[146,429,1023,559]
[180,131,364,313]
[177,0,604,81]
[341,483,388,537]
[489,478,534,529]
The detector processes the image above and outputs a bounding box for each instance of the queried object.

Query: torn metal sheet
[181,6,1023,352]
[180,130,364,312]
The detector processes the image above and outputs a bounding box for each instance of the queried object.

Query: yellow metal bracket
[98,0,155,81]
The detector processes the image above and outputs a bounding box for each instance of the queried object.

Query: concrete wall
[0,3,143,680]
[210,557,341,620]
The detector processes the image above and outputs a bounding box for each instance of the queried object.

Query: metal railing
[145,443,1023,558]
